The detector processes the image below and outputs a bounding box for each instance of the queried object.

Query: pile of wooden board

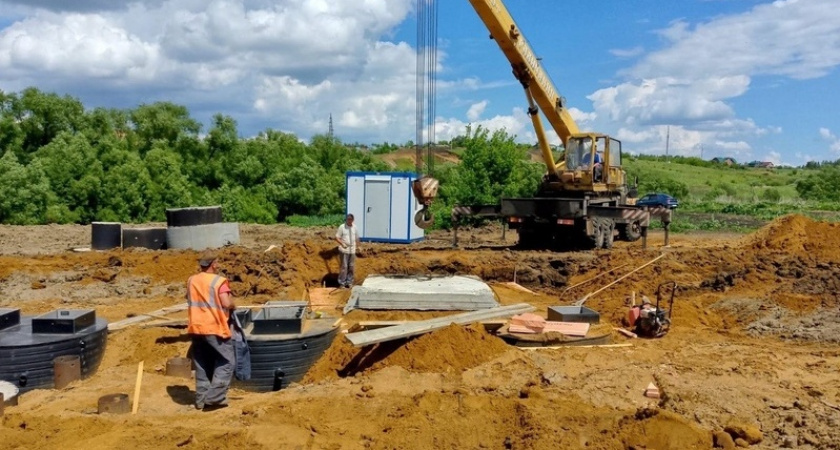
[508,313,590,337]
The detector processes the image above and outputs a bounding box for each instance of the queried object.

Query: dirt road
[1,216,838,449]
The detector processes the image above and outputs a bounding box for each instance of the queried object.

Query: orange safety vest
[186,272,231,338]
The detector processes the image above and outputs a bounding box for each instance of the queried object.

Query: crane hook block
[414,209,435,229]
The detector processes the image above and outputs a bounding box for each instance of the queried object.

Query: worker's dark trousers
[338,252,356,287]
[191,334,234,408]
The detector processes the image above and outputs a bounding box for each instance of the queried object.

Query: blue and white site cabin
[345,172,426,243]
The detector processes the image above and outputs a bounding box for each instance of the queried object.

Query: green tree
[33,132,103,223]
[144,144,195,220]
[129,102,201,155]
[97,150,154,221]
[796,167,840,201]
[4,88,87,161]
[448,126,539,205]
[266,157,344,219]
[215,184,277,224]
[0,151,56,224]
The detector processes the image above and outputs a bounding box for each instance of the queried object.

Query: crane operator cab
[563,134,625,190]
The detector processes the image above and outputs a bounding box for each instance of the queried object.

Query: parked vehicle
[636,193,679,209]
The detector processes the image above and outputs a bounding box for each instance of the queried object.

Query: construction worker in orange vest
[187,250,235,411]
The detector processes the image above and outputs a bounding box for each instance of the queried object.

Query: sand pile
[744,214,840,261]
[304,323,510,383]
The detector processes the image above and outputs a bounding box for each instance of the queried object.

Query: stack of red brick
[508,313,590,337]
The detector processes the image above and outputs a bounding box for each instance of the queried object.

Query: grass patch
[285,214,344,228]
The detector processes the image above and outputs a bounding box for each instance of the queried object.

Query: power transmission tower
[328,113,334,139]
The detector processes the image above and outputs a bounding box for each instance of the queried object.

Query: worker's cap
[641,296,652,305]
[198,250,218,267]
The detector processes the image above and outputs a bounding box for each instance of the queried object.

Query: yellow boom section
[468,0,581,146]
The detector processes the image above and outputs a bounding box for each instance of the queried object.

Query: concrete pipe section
[165,357,192,378]
[53,355,81,389]
[98,393,130,414]
[91,222,122,250]
[122,228,167,250]
[166,222,240,250]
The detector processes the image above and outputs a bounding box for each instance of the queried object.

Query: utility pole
[700,144,704,160]
[665,126,670,163]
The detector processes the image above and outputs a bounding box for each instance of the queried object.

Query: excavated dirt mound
[744,214,840,261]
[304,323,510,382]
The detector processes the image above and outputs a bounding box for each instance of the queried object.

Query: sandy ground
[1,217,839,449]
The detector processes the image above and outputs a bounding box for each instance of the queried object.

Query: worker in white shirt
[335,214,361,288]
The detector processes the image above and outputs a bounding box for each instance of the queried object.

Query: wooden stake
[132,361,144,415]
[575,254,667,306]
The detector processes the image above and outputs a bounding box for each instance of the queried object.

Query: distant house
[746,161,775,169]
[711,157,737,166]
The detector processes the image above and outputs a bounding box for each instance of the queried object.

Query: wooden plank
[510,313,546,328]
[108,304,188,331]
[614,327,638,339]
[518,343,633,350]
[132,361,144,414]
[508,324,540,334]
[351,319,507,332]
[500,282,537,295]
[344,303,535,347]
[140,319,187,329]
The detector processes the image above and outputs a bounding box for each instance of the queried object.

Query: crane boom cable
[415,0,426,174]
[427,0,437,174]
[415,0,438,175]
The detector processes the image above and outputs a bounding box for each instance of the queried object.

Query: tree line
[0,88,543,226]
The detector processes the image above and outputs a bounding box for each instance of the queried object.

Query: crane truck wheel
[593,218,605,249]
[619,221,642,242]
[603,219,615,249]
[414,209,434,229]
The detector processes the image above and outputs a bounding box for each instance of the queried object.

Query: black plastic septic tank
[91,222,122,250]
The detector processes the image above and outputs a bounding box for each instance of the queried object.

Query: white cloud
[0,14,162,83]
[820,127,840,153]
[466,100,487,121]
[609,46,644,58]
[765,150,783,165]
[714,140,751,152]
[568,107,596,127]
[0,0,423,142]
[582,0,840,161]
[633,0,840,80]
[435,107,561,147]
[588,76,748,127]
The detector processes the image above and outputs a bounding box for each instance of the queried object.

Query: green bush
[761,188,782,202]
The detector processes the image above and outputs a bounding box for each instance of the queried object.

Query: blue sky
[0,0,838,166]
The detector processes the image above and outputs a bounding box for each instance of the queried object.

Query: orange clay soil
[1,216,839,449]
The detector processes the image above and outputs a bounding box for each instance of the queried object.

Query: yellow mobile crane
[415,0,671,249]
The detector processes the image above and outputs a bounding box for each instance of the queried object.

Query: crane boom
[468,0,580,145]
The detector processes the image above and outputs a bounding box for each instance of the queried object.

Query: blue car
[636,193,679,209]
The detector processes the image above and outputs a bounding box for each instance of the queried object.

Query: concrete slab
[344,274,499,313]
